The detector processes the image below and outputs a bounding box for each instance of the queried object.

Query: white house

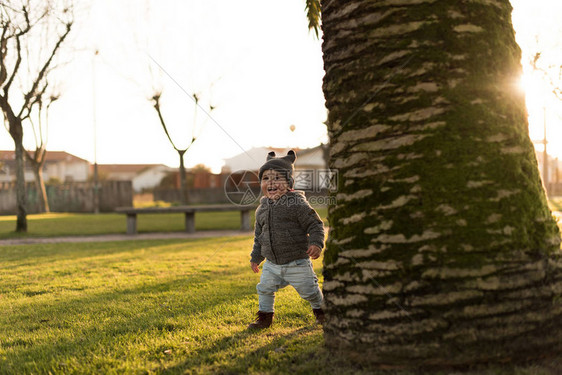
[0,150,90,183]
[133,165,176,192]
[221,145,330,191]
[291,146,331,191]
[96,164,175,192]
[222,146,328,172]
[221,147,277,173]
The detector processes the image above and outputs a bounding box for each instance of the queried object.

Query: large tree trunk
[321,0,562,367]
[2,97,28,232]
[11,127,28,232]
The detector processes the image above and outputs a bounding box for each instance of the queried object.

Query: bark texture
[321,0,562,366]
[12,126,27,232]
[3,102,27,232]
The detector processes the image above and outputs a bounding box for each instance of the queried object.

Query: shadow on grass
[159,324,386,375]
[0,235,249,264]
[159,318,562,375]
[0,263,255,374]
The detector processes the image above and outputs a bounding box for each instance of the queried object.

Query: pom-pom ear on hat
[284,150,296,163]
[259,150,297,188]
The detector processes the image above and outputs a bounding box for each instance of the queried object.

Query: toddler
[248,150,325,329]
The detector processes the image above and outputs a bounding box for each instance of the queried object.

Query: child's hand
[307,245,322,260]
[250,262,260,273]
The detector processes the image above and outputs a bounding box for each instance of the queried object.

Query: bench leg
[240,210,250,231]
[126,213,137,235]
[185,212,195,233]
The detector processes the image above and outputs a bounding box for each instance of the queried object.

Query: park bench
[115,204,257,235]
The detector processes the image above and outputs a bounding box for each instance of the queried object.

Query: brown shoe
[313,308,325,324]
[248,311,274,329]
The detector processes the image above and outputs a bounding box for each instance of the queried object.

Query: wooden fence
[0,181,132,214]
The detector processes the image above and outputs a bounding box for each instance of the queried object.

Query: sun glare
[511,0,562,168]
[521,72,548,111]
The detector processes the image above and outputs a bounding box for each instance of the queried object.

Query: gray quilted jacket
[250,190,325,265]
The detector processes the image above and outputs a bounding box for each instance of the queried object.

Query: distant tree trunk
[178,149,188,205]
[321,0,562,366]
[32,162,49,213]
[9,122,27,232]
[26,148,50,213]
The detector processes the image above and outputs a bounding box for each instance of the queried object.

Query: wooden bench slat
[115,204,256,214]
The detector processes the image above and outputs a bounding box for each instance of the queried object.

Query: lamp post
[92,49,100,213]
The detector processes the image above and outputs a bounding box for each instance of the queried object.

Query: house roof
[0,150,90,164]
[221,145,325,172]
[96,164,169,174]
[0,150,89,164]
[296,145,326,157]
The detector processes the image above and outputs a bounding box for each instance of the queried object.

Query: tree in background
[0,1,72,231]
[124,2,222,206]
[25,92,60,213]
[311,0,562,367]
[151,91,214,204]
[191,163,212,173]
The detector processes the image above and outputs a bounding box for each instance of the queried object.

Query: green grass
[0,208,328,240]
[0,236,343,374]
[0,236,559,374]
[0,206,557,373]
[0,212,253,239]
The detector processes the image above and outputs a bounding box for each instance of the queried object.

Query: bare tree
[25,90,59,213]
[0,1,72,231]
[151,91,214,205]
[530,52,562,100]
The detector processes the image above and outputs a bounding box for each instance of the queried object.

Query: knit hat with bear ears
[258,150,296,188]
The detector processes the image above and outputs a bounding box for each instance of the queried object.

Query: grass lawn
[0,208,328,240]
[0,235,360,375]
[0,212,251,239]
[0,235,559,374]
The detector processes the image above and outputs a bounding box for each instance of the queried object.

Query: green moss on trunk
[321,0,562,366]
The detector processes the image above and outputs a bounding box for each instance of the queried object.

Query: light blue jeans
[257,258,324,313]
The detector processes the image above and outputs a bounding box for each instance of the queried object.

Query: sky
[1,0,561,173]
[511,0,562,163]
[1,0,327,173]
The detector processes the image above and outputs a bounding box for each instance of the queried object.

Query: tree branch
[531,52,562,103]
[20,77,48,122]
[152,93,180,152]
[17,21,71,118]
[16,3,47,38]
[2,33,22,97]
[0,26,9,87]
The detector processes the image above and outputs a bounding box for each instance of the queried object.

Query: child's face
[261,169,289,200]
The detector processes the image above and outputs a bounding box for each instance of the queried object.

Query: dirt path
[1,212,559,247]
[0,230,254,246]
